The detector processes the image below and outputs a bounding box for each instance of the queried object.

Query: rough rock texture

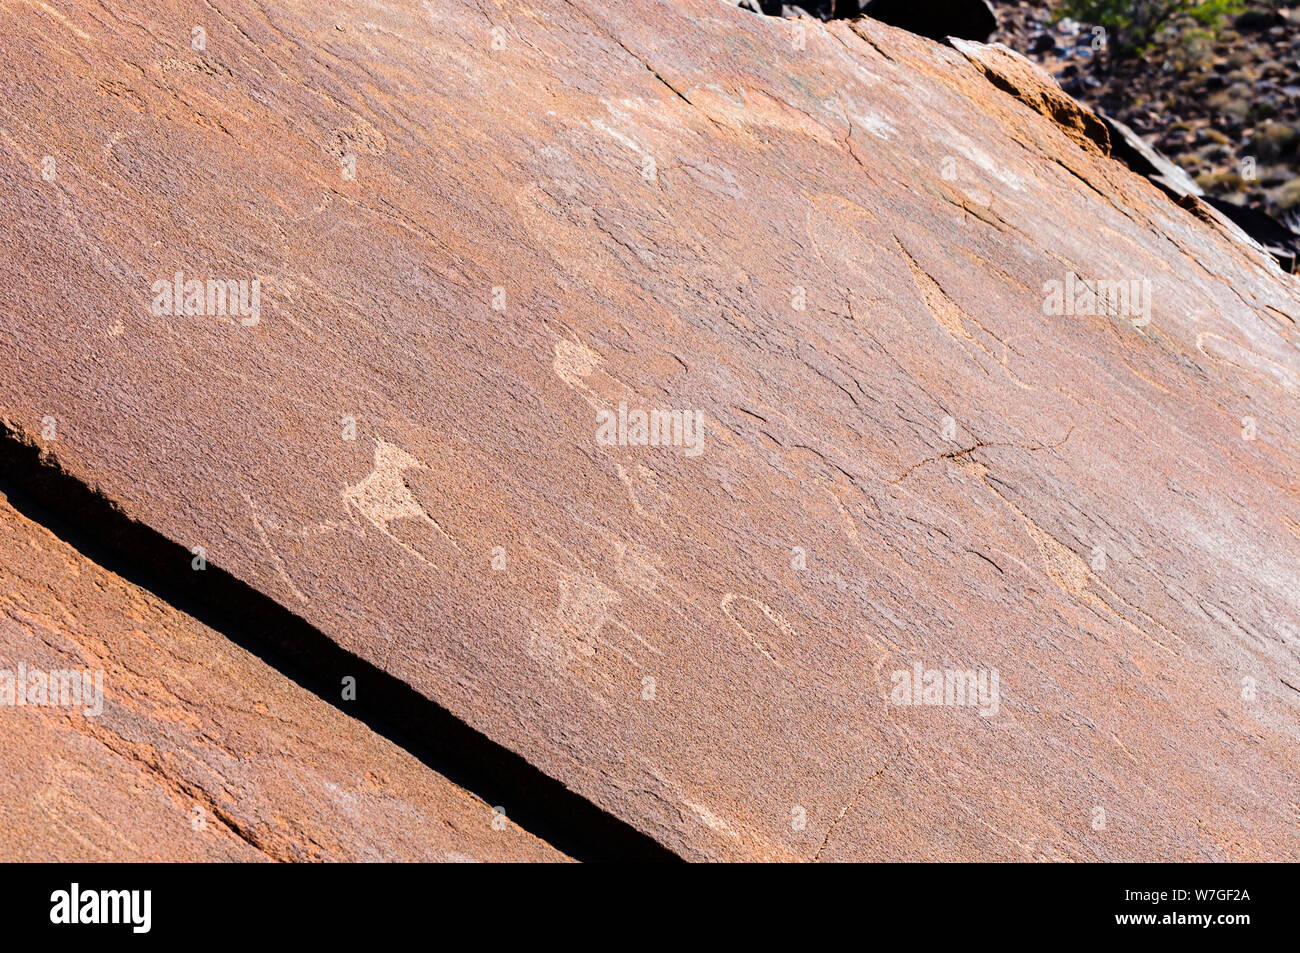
[0,0,1298,861]
[0,494,567,861]
[948,38,1110,157]
[1097,109,1299,273]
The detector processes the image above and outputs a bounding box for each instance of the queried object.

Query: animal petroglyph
[529,570,648,703]
[978,469,1178,657]
[553,339,601,385]
[615,463,672,531]
[720,592,796,668]
[553,338,605,407]
[613,539,663,595]
[342,440,457,568]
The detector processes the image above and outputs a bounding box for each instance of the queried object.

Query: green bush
[1052,0,1243,58]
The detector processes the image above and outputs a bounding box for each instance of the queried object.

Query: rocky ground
[992,0,1300,221]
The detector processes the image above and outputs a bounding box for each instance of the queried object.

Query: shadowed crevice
[0,422,680,863]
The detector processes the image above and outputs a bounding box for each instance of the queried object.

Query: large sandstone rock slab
[1,0,1297,860]
[0,493,567,861]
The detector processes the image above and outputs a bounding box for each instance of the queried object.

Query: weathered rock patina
[0,0,1297,860]
[0,493,567,861]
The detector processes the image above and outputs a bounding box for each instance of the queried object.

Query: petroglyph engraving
[342,440,457,568]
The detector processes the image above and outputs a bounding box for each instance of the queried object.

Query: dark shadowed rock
[1234,8,1287,32]
[1028,33,1056,55]
[862,0,996,42]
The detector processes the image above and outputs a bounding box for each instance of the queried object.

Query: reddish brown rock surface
[0,492,567,861]
[0,0,1296,860]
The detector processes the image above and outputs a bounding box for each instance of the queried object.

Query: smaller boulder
[860,0,996,43]
[1201,196,1300,273]
[1029,33,1057,55]
[1100,112,1204,198]
[1234,9,1286,32]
